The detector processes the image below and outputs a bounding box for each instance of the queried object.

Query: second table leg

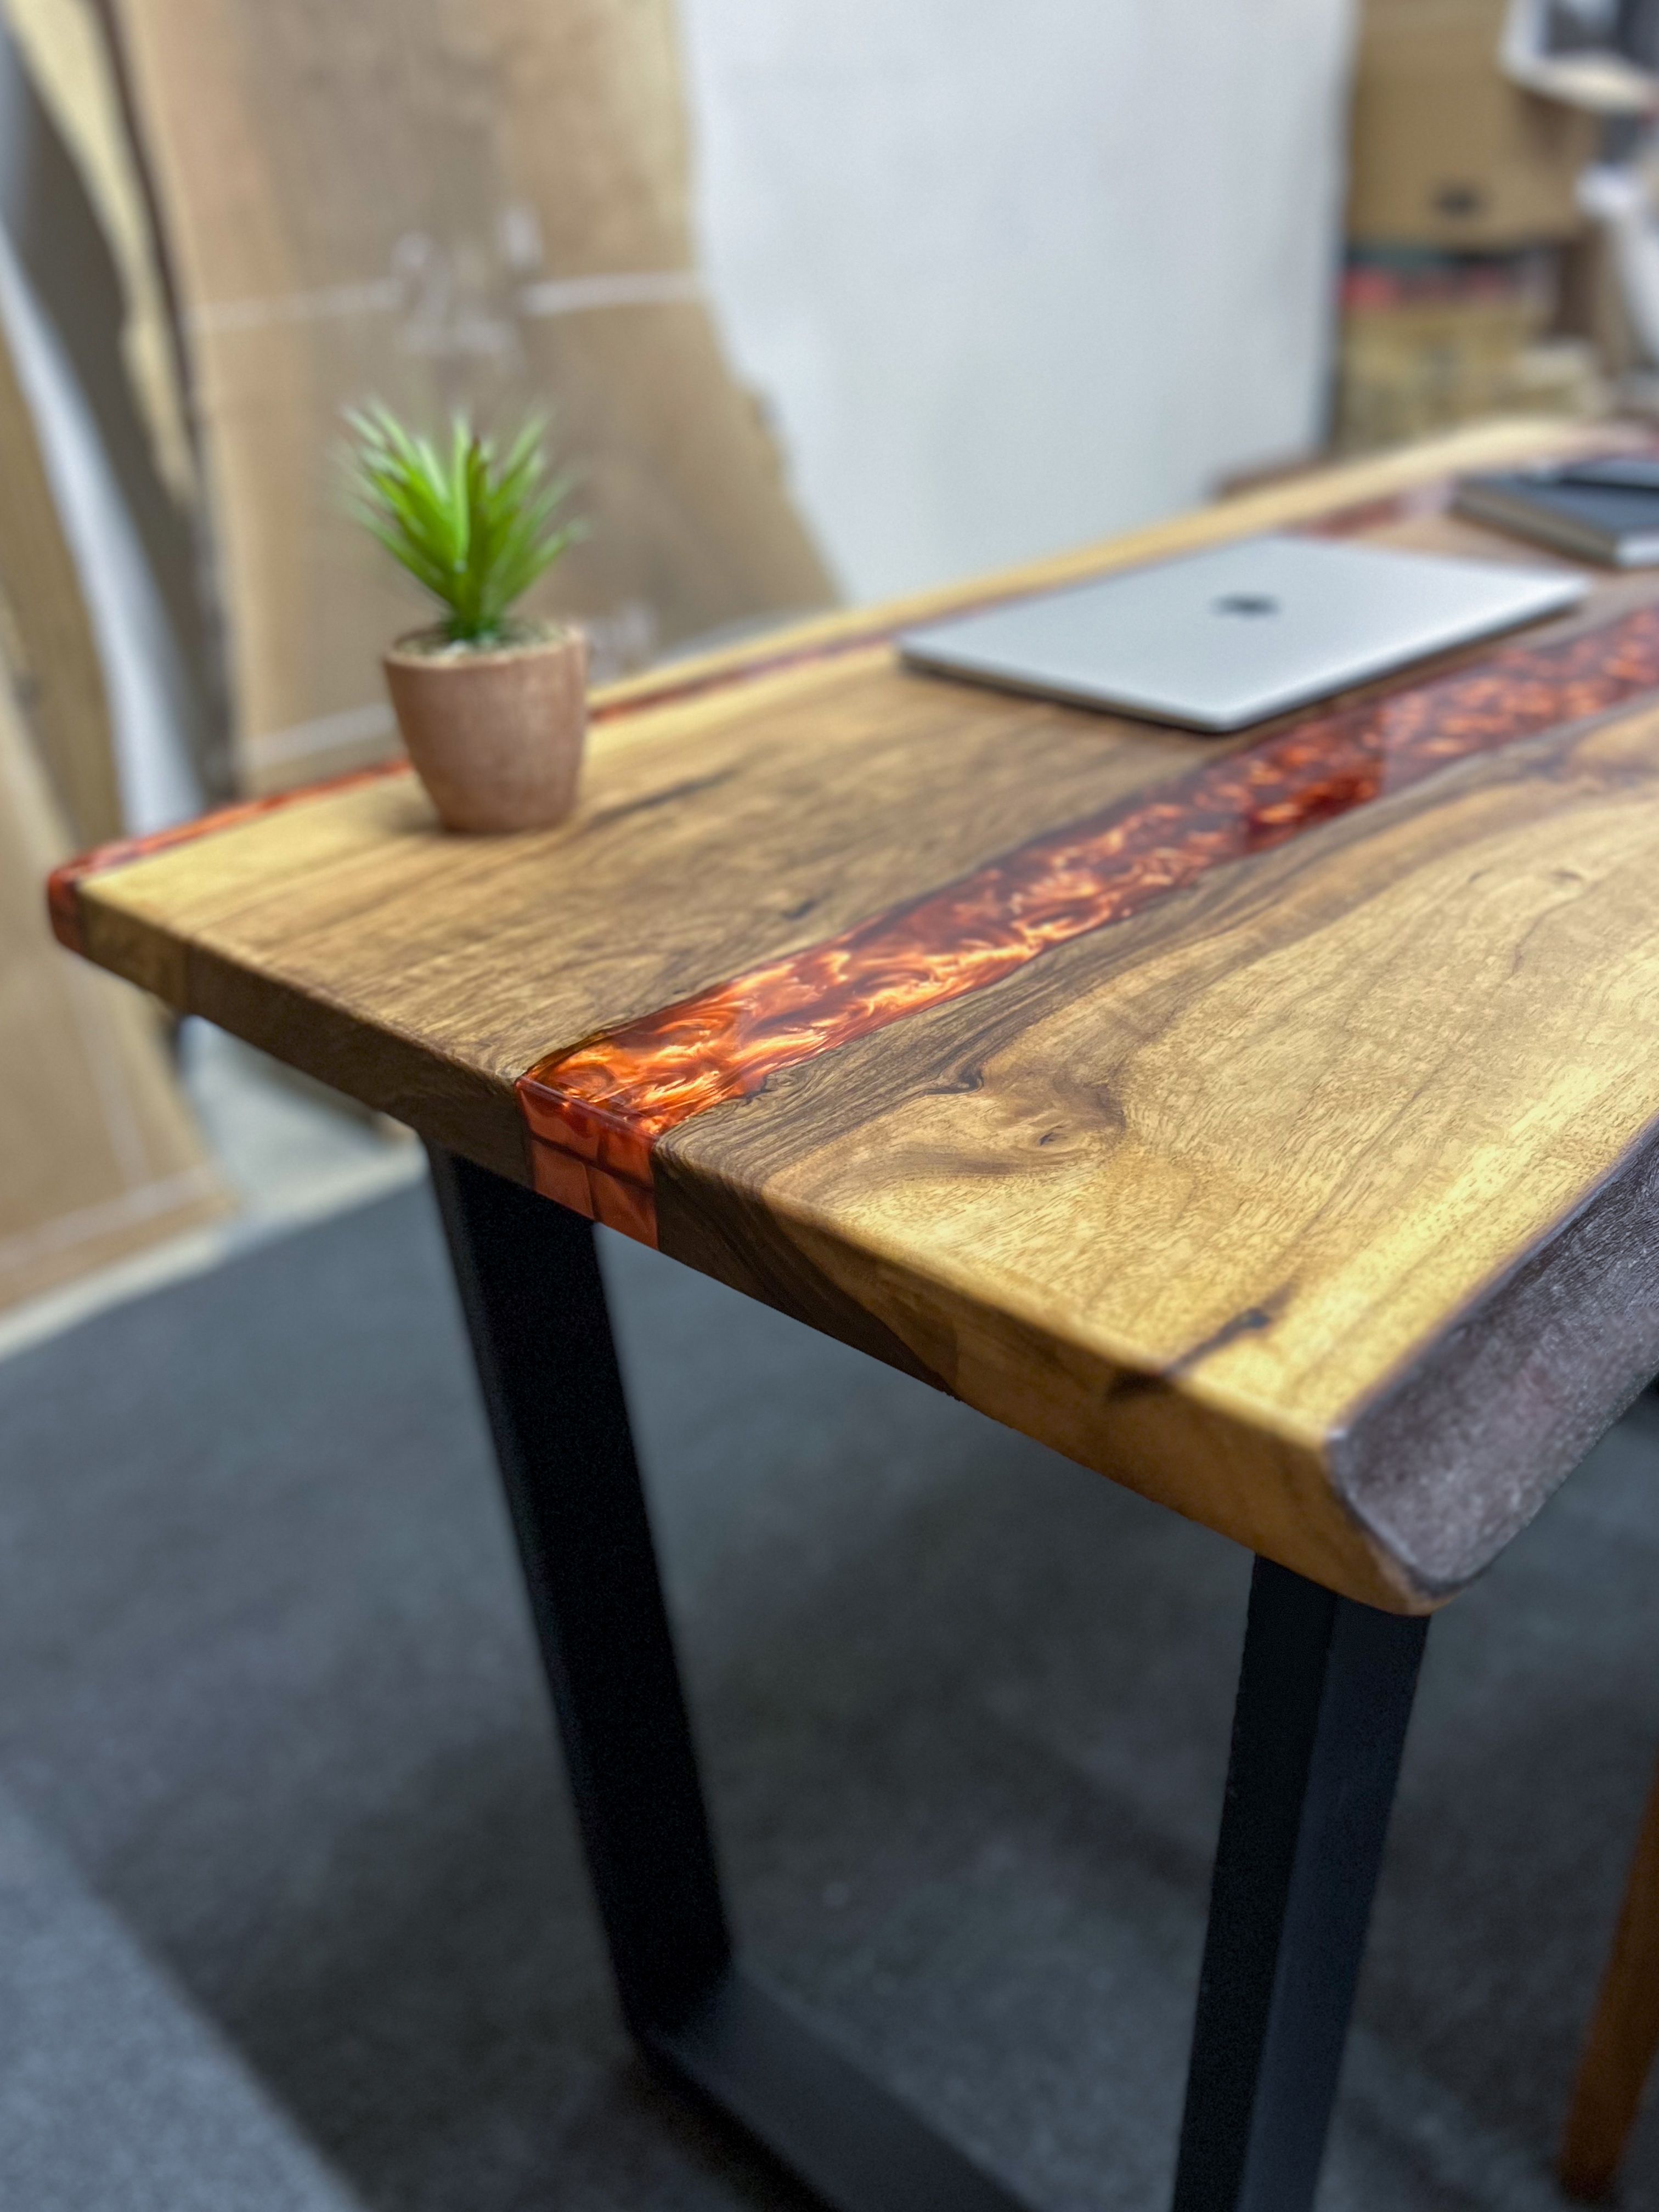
[1170,1557,1429,2212]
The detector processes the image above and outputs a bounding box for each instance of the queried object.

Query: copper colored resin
[520,601,1659,1242]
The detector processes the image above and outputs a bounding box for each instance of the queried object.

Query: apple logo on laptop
[1212,593,1280,617]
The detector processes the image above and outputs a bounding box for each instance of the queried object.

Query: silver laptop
[897,533,1585,732]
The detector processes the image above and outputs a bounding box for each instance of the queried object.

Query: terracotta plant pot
[382,624,589,833]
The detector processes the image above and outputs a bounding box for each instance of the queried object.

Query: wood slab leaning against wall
[1,0,194,503]
[0,192,122,847]
[0,659,226,1314]
[94,0,833,794]
[0,43,227,1314]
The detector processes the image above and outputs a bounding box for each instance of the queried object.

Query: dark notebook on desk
[1454,456,1659,567]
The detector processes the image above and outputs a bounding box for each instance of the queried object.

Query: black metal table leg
[428,1148,1028,2212]
[1170,1556,1429,2212]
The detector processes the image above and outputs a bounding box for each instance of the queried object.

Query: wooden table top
[53,419,1659,1615]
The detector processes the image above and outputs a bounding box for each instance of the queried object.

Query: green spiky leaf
[342,402,586,645]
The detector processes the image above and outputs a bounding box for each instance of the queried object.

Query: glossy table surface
[53,419,1659,1613]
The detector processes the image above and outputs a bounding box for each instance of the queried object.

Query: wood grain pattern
[657,691,1659,1604]
[521,592,1659,1233]
[65,651,1253,1173]
[1560,1756,1659,2199]
[54,421,1659,1610]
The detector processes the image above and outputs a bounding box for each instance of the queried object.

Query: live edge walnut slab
[50,421,1659,1614]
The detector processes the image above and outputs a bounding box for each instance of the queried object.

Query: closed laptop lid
[897,534,1587,732]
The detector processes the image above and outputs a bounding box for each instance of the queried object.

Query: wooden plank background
[0,299,122,845]
[0,656,225,1313]
[100,0,835,792]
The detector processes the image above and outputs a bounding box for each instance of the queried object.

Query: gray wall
[681,0,1358,599]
